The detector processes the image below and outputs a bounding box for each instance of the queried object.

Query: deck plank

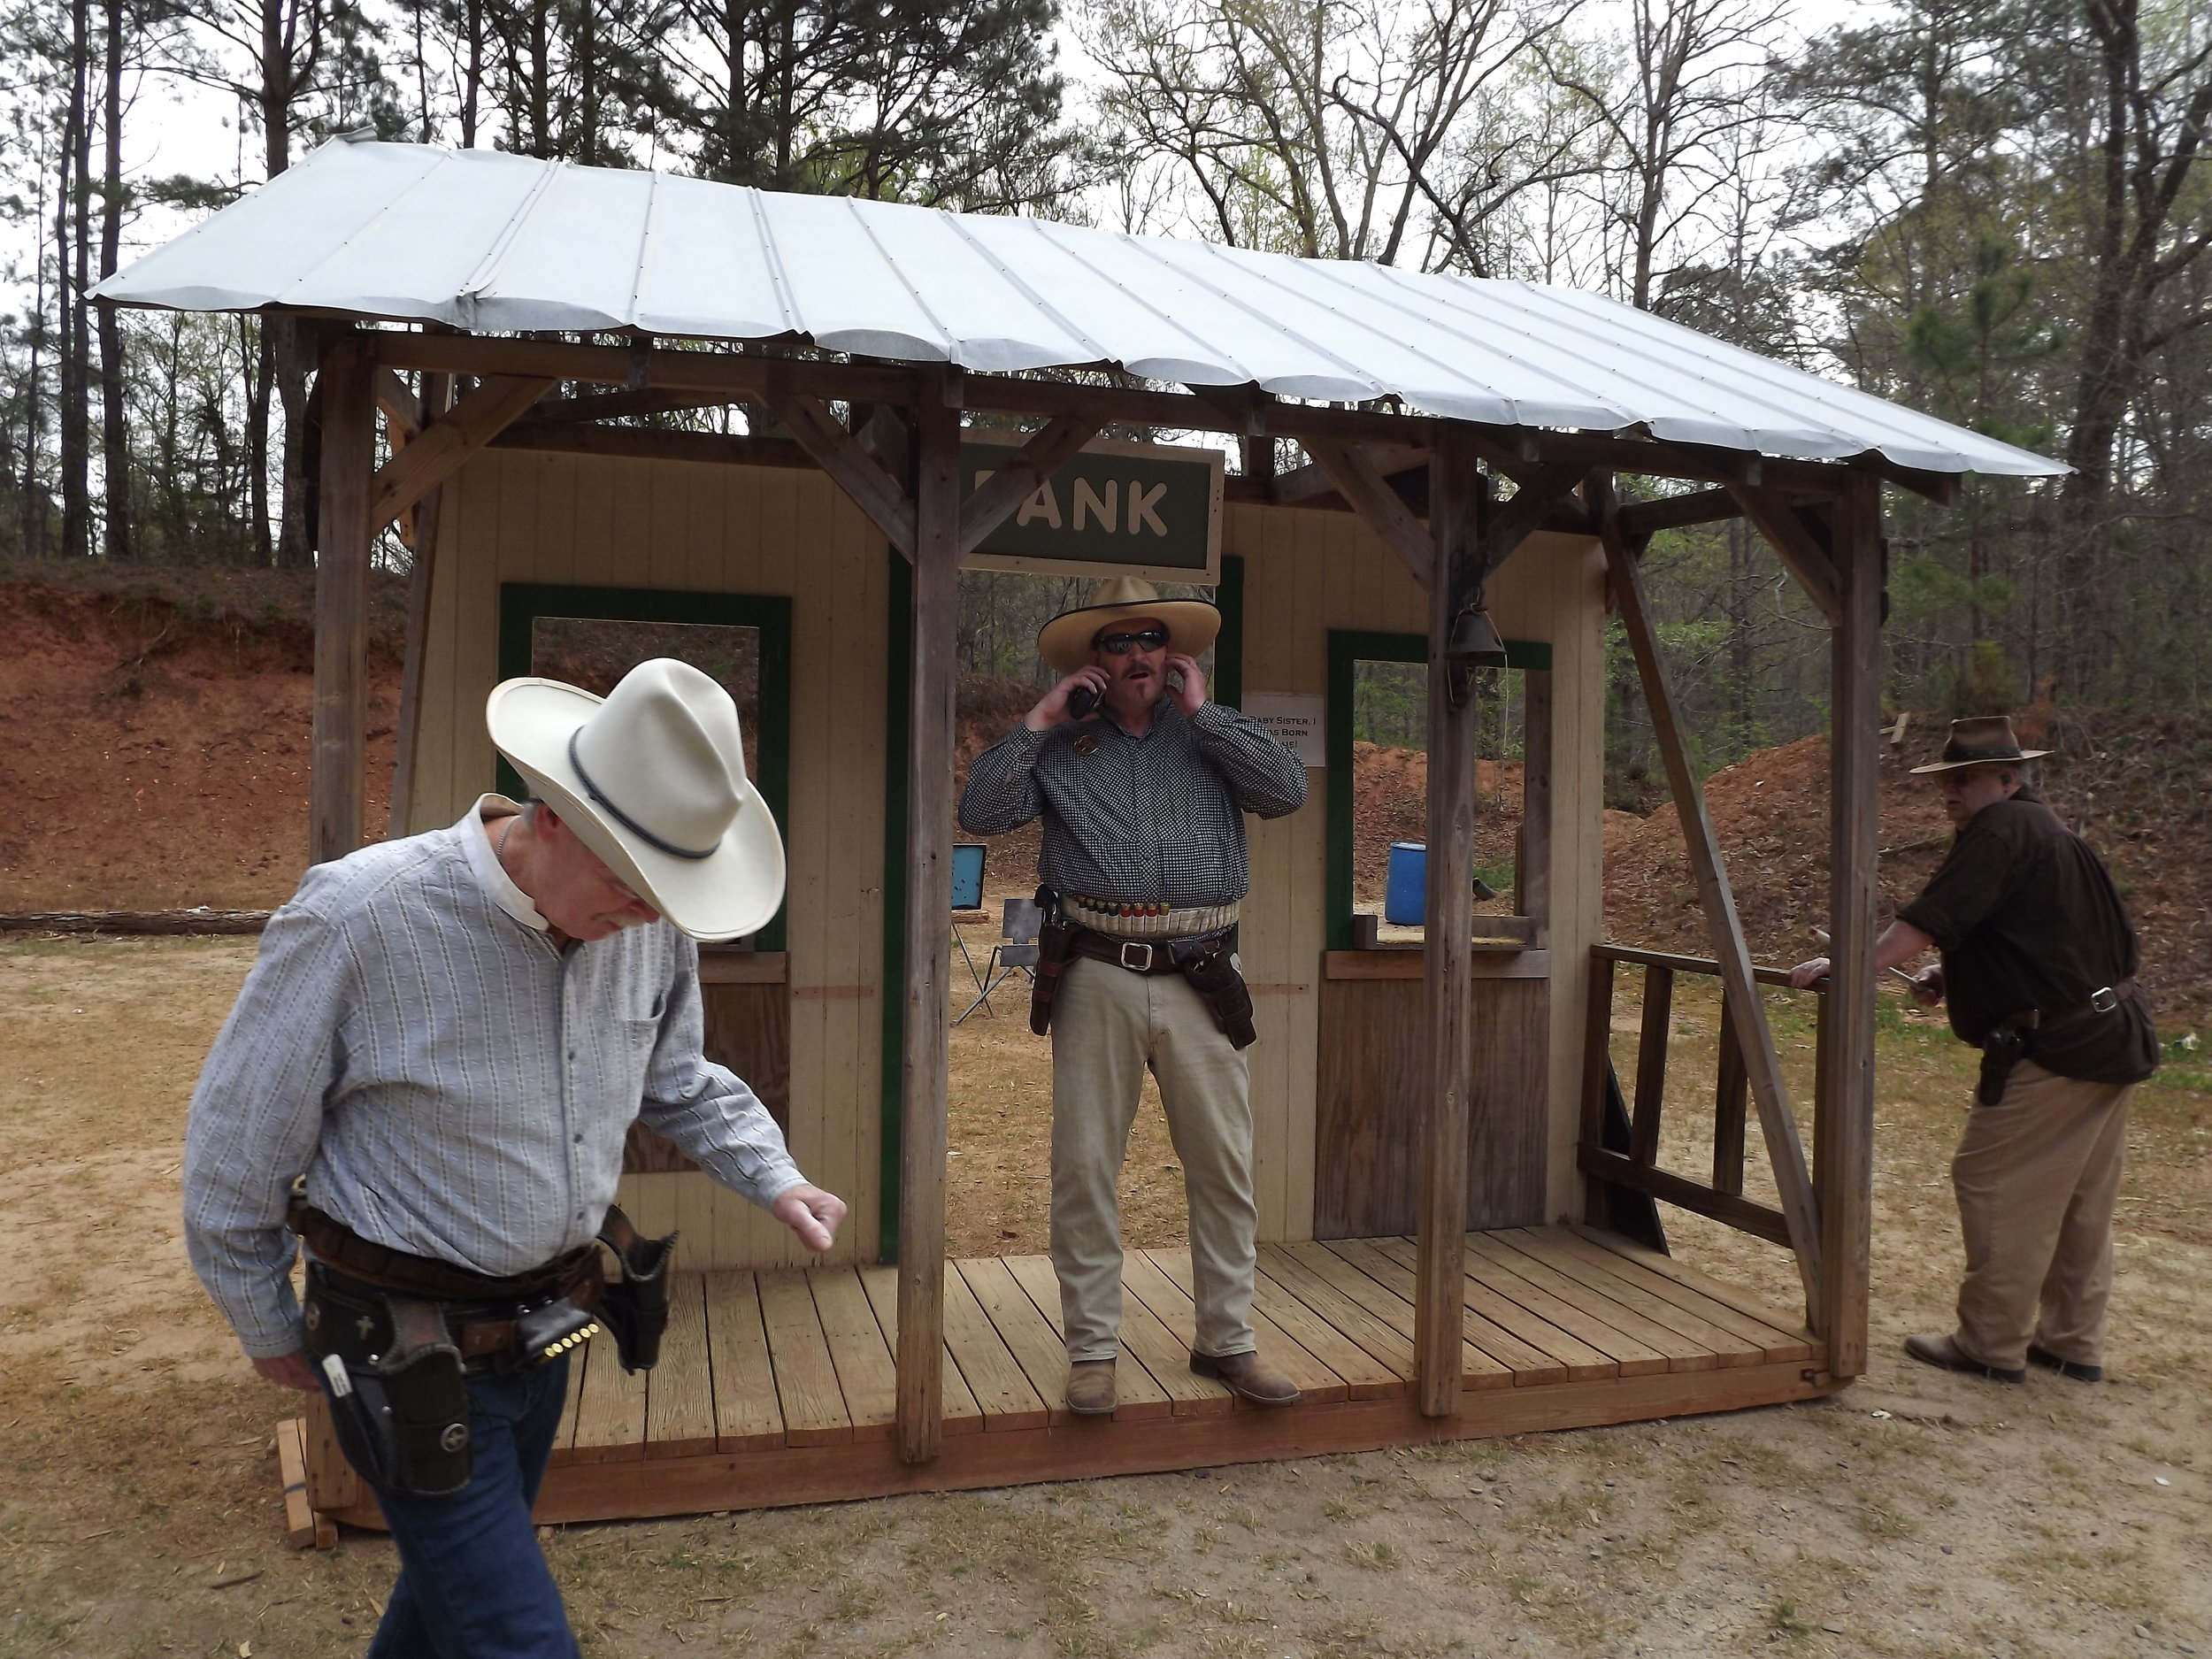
[857,1265,987,1435]
[1533,1226,1812,1361]
[757,1271,853,1445]
[999,1253,1184,1419]
[1126,1249,1344,1407]
[646,1273,718,1458]
[571,1319,649,1462]
[1371,1236,1618,1382]
[1464,1233,1717,1371]
[939,1263,1051,1431]
[962,1257,1135,1425]
[1454,1239,1672,1376]
[1256,1244,1417,1379]
[1325,1239,1569,1386]
[1564,1225,1819,1360]
[1494,1230,1761,1366]
[809,1268,899,1443]
[703,1270,785,1452]
[1280,1240,1511,1391]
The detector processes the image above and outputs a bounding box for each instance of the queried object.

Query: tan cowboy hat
[1909,714,2052,775]
[486,658,786,941]
[1037,577,1221,676]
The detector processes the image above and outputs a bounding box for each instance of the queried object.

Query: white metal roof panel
[94,138,2063,478]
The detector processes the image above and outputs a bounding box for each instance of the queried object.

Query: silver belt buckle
[1118,941,1155,972]
[2090,986,2119,1013]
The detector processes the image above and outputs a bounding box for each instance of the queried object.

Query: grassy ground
[0,938,2206,1657]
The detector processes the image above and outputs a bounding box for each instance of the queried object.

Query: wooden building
[94,140,2065,1543]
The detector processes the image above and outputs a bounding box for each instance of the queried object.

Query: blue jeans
[354,1356,580,1658]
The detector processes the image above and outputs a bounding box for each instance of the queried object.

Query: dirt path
[1,939,2206,1657]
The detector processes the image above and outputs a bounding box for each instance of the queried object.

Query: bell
[1446,606,1508,667]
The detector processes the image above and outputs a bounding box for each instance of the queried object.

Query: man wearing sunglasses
[961,577,1310,1416]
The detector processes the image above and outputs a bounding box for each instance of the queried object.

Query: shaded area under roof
[95,138,2064,480]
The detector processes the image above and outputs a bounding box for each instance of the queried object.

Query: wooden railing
[1578,943,1825,1256]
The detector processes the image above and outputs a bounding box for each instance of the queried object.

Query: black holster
[1171,928,1256,1050]
[302,1267,472,1499]
[1030,885,1076,1038]
[596,1204,676,1373]
[1977,1021,2031,1105]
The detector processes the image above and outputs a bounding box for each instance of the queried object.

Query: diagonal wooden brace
[1594,473,1825,1326]
[766,392,919,557]
[1304,438,1432,586]
[369,374,555,534]
[1730,484,1841,624]
[957,415,1101,557]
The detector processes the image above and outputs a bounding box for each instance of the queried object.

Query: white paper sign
[1242,692,1326,768]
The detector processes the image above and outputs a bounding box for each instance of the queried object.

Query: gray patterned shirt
[183,799,803,1358]
[958,700,1308,908]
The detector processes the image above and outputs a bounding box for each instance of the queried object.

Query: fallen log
[0,909,272,935]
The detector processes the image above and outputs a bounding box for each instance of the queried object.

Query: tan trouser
[1952,1059,2134,1371]
[1050,954,1258,1362]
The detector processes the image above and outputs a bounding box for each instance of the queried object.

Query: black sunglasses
[1095,627,1170,656]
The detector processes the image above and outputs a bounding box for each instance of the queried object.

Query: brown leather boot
[1191,1348,1301,1407]
[1065,1360,1117,1415]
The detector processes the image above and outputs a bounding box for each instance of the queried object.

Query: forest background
[1,0,2207,798]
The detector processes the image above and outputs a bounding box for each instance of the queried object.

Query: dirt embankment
[3,570,2205,1025]
[1605,714,2212,1025]
[0,565,403,910]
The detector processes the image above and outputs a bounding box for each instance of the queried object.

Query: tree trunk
[97,0,131,562]
[58,0,93,559]
[260,0,314,569]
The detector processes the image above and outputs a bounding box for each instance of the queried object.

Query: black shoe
[1904,1333,2026,1384]
[2026,1344,2103,1382]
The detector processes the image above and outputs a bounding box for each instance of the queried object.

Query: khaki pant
[1050,955,1257,1362]
[1952,1059,2134,1371]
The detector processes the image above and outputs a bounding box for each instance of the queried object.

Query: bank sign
[961,434,1224,583]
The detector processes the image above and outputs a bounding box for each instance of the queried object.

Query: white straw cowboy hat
[1037,577,1221,676]
[1909,714,2052,775]
[486,658,785,941]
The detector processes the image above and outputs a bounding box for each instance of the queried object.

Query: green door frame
[1325,628,1552,951]
[496,581,794,954]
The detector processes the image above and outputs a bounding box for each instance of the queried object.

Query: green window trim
[1325,628,1551,952]
[495,581,794,954]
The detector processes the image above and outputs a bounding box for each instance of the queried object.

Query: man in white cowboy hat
[183,657,844,1655]
[961,577,1310,1415]
[1790,715,2155,1386]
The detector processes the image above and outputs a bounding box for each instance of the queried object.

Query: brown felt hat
[1909,715,2051,775]
[1036,577,1220,676]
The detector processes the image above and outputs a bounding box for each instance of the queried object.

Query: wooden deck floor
[292,1225,1833,1536]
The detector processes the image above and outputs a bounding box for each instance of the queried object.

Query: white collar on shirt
[460,795,551,932]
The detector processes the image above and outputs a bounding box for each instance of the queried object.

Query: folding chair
[956,897,1042,1024]
[950,844,990,1002]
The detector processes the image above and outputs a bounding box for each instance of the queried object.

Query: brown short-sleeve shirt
[1896,786,2154,1080]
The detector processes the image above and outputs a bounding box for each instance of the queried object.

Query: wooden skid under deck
[297,1228,1832,1534]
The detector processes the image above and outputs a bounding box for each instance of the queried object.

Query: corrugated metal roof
[95,138,2063,478]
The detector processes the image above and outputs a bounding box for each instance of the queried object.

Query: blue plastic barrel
[1384,841,1426,926]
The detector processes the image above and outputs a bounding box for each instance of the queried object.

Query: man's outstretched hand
[772,1183,848,1254]
[253,1349,320,1392]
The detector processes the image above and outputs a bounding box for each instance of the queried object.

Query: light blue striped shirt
[183,799,804,1357]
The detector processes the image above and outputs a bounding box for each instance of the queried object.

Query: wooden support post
[895,372,961,1464]
[1816,473,1883,1379]
[311,331,376,866]
[1629,965,1672,1165]
[1594,472,1824,1328]
[1711,1010,1748,1197]
[1415,425,1480,1419]
[388,368,451,837]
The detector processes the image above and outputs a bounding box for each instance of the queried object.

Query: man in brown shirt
[1793,717,2156,1385]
